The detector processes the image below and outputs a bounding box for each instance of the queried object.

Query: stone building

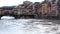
[0,0,59,18]
[45,0,59,16]
[2,6,16,16]
[38,1,51,16]
[17,1,35,18]
[0,8,3,16]
[57,0,60,17]
[50,0,58,16]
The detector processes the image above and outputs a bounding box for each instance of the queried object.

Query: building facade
[0,0,59,18]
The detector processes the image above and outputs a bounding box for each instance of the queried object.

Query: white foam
[0,19,59,34]
[1,16,15,20]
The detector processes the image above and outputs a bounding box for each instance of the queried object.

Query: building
[17,1,35,18]
[0,8,3,16]
[0,0,59,19]
[45,0,59,16]
[39,1,51,16]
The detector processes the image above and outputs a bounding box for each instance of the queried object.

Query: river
[0,19,60,34]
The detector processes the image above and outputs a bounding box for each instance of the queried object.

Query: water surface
[0,19,60,34]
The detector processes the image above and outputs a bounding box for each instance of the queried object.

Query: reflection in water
[0,19,59,34]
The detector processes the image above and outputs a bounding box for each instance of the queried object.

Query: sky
[0,0,44,7]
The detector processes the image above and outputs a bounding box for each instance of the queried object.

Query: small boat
[1,16,15,19]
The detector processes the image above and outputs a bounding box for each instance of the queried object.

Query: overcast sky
[0,0,44,7]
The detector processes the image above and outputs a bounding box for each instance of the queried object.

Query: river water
[0,19,60,34]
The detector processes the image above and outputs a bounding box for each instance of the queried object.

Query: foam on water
[0,19,59,34]
[1,16,15,20]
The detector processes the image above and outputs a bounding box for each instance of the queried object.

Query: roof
[1,6,16,10]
